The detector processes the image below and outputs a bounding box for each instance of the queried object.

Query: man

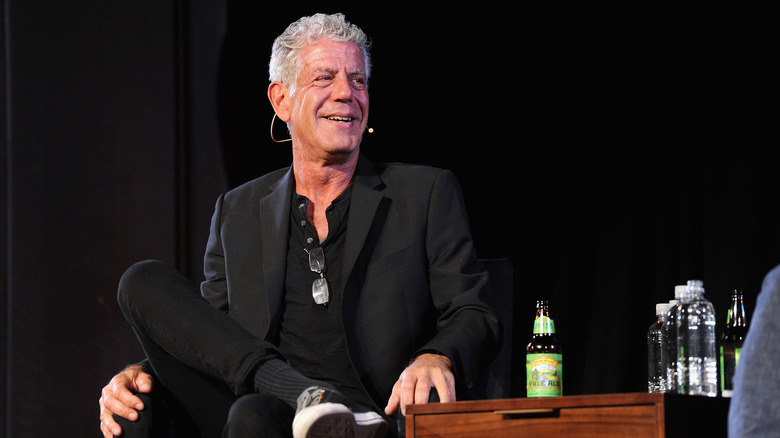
[99,12,500,438]
[728,263,780,437]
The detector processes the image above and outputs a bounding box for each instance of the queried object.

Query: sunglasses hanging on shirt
[305,247,329,306]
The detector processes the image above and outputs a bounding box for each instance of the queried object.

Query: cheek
[290,103,318,130]
[358,96,369,118]
[292,90,321,118]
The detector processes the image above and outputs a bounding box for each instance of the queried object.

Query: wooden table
[405,392,730,437]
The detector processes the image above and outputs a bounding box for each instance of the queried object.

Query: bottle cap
[686,279,705,297]
[674,285,686,299]
[656,302,672,316]
[687,279,704,290]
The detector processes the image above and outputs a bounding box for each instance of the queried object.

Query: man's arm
[201,193,229,311]
[415,170,502,390]
[384,169,501,414]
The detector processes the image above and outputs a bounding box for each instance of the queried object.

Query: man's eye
[351,77,366,89]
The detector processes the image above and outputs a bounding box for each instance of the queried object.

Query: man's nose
[331,75,353,101]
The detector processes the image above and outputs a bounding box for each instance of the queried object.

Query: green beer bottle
[526,300,563,397]
[720,289,748,397]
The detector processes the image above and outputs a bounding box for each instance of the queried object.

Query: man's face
[287,39,369,163]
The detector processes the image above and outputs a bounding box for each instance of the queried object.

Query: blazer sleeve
[414,169,502,391]
[200,192,229,312]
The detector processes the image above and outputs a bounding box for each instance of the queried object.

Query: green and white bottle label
[533,315,555,334]
[526,353,563,397]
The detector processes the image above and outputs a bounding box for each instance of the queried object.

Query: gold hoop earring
[270,113,292,143]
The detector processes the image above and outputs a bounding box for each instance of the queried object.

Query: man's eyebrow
[311,67,365,76]
[313,67,336,75]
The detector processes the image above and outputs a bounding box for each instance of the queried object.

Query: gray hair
[269,13,372,97]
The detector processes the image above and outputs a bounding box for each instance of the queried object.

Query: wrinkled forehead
[299,39,366,75]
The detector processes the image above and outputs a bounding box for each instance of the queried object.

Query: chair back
[469,258,514,399]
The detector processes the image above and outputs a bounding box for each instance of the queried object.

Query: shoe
[292,387,388,438]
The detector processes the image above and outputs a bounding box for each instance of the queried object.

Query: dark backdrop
[3,2,779,436]
[214,5,780,396]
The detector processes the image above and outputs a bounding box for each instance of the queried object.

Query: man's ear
[268,82,291,122]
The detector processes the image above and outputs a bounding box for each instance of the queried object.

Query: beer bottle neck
[533,314,556,334]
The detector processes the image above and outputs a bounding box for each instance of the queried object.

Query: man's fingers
[413,379,433,406]
[133,373,153,394]
[397,375,421,416]
[118,390,145,412]
[384,374,418,416]
[101,385,140,420]
[99,409,123,438]
[108,381,145,412]
[105,395,140,421]
[429,369,455,403]
[99,390,127,438]
[384,380,402,415]
[123,368,153,396]
[385,354,457,416]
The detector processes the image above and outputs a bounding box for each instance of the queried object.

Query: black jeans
[116,260,293,438]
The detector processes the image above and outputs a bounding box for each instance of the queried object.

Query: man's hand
[384,353,455,416]
[99,364,154,438]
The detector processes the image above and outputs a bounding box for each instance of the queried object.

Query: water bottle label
[526,353,563,397]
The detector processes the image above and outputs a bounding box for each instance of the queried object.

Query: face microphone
[272,113,374,142]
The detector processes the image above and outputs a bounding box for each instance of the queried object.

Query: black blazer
[200,154,501,408]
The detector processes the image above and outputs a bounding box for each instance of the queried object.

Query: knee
[117,260,175,316]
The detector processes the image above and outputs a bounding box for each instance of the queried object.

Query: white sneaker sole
[292,402,388,438]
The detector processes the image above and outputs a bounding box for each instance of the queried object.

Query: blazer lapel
[258,167,294,334]
[342,156,388,283]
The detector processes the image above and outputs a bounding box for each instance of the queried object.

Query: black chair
[467,258,514,400]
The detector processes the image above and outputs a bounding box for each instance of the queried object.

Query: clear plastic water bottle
[665,288,685,392]
[647,302,673,393]
[676,279,718,397]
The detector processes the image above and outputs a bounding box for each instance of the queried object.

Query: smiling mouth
[326,116,356,123]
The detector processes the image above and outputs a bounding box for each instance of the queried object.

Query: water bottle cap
[674,285,687,299]
[686,279,705,296]
[687,279,704,289]
[656,302,672,316]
